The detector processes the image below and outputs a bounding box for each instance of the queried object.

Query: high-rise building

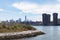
[25,16,27,22]
[42,13,47,25]
[58,19,60,25]
[47,14,50,25]
[42,13,50,25]
[16,18,21,23]
[18,18,21,23]
[53,13,58,25]
[10,19,15,23]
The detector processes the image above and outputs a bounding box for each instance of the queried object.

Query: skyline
[0,0,60,21]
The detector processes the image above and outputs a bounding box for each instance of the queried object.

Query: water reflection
[13,26,60,40]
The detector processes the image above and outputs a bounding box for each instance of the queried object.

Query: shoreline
[0,30,45,39]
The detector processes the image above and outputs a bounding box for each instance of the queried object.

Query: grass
[0,24,36,33]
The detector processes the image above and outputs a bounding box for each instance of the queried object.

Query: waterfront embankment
[0,30,45,40]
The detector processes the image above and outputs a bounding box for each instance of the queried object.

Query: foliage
[0,22,36,33]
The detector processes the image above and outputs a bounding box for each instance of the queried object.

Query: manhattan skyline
[0,0,60,21]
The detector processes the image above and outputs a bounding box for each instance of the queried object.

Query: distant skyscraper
[24,16,30,24]
[18,18,21,23]
[16,18,21,23]
[42,13,50,25]
[53,13,58,25]
[16,20,18,23]
[25,16,27,22]
[10,19,15,23]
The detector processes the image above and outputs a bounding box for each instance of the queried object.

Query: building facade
[53,13,58,25]
[42,13,50,25]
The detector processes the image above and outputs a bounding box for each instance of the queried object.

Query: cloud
[12,2,38,14]
[12,1,60,21]
[12,2,60,15]
[57,0,60,2]
[0,9,4,12]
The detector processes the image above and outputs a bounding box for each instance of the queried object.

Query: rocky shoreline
[0,30,45,40]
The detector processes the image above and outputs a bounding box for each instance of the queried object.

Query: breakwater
[0,30,45,40]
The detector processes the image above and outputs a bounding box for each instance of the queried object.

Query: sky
[0,0,60,21]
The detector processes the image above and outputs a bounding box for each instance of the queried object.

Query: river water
[13,26,60,40]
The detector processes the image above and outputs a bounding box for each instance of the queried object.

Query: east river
[13,26,60,40]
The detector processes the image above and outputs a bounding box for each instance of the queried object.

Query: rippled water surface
[13,26,60,40]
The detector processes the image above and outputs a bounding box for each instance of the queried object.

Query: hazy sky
[0,0,60,21]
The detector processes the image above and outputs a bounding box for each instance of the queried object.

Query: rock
[0,30,45,40]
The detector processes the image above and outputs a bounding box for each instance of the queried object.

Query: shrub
[2,24,6,28]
